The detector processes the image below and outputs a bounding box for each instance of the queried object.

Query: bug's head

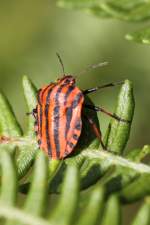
[57,75,75,86]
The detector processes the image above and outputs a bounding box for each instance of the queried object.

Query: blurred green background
[0,1,149,224]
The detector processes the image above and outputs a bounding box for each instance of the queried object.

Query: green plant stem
[71,149,150,174]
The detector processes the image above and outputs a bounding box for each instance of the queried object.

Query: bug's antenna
[77,61,108,77]
[56,52,65,76]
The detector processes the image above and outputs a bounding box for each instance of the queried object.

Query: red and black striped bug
[31,54,128,159]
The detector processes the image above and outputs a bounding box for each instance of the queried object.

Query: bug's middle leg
[85,104,130,123]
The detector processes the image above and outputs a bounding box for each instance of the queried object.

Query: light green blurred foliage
[0,0,150,150]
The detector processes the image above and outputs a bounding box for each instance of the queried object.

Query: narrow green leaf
[23,151,48,216]
[22,75,37,137]
[48,159,62,182]
[103,167,139,195]
[101,0,146,11]
[0,93,22,137]
[0,144,16,155]
[16,143,38,179]
[131,197,150,225]
[100,1,150,22]
[105,80,135,155]
[49,165,79,225]
[126,145,150,162]
[120,174,150,203]
[79,158,108,189]
[14,152,49,225]
[0,148,18,225]
[57,0,100,9]
[0,149,17,206]
[126,27,150,45]
[0,205,51,225]
[100,195,121,225]
[84,5,111,18]
[75,186,104,225]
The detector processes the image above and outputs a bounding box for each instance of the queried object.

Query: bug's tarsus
[85,104,130,123]
[85,115,107,150]
[90,62,108,69]
[26,112,32,116]
[83,81,124,95]
[56,52,65,76]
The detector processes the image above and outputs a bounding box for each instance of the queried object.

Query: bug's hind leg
[85,104,130,123]
[83,81,124,95]
[85,115,107,150]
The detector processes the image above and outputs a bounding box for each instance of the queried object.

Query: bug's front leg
[26,107,37,119]
[83,81,124,95]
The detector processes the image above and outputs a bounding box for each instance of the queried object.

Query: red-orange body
[33,72,127,159]
[34,76,84,159]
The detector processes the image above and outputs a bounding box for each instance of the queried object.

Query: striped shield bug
[31,54,128,159]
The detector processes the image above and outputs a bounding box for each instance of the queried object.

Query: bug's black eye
[64,79,70,83]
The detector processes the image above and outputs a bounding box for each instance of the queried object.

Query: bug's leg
[83,81,124,95]
[26,108,37,119]
[37,88,42,93]
[85,115,107,150]
[85,104,130,123]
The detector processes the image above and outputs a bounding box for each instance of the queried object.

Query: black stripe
[45,86,55,157]
[53,105,60,157]
[65,91,83,139]
[39,106,43,140]
[72,92,83,108]
[73,134,78,140]
[37,83,54,105]
[64,86,75,138]
[64,86,75,105]
[43,84,54,103]
[75,120,82,130]
[65,107,72,138]
[53,84,66,158]
[37,91,42,105]
[67,142,74,148]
